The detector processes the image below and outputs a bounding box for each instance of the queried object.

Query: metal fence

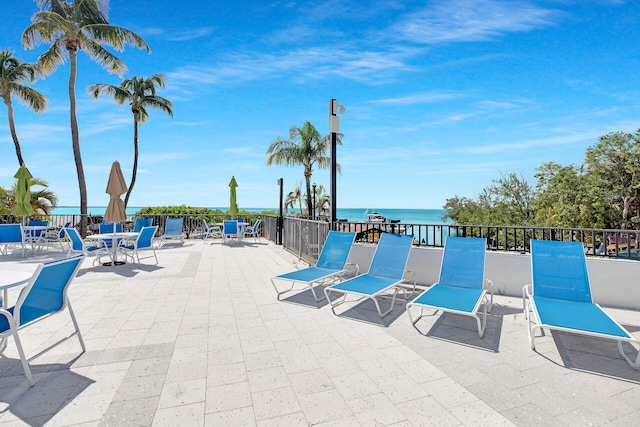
[262,215,640,262]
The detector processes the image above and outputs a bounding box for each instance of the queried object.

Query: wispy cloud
[166,27,216,42]
[371,91,468,105]
[394,0,560,44]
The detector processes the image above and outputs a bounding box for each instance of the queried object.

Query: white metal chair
[222,220,241,244]
[159,218,184,246]
[64,227,110,265]
[242,219,261,243]
[202,219,222,243]
[0,224,25,256]
[117,226,159,264]
[0,254,86,385]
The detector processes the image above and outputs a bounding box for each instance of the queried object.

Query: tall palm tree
[266,121,342,218]
[88,74,173,207]
[0,49,48,166]
[22,0,150,236]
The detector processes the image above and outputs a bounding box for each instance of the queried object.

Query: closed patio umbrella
[104,161,128,225]
[229,176,239,218]
[12,165,34,219]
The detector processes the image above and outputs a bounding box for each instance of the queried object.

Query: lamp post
[312,183,317,220]
[277,178,283,245]
[329,99,345,226]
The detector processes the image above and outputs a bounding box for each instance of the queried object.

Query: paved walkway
[0,238,639,426]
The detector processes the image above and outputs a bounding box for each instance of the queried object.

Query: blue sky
[1,0,639,210]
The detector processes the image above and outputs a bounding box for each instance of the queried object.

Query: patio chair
[0,254,86,386]
[202,219,222,243]
[44,222,71,252]
[0,224,25,256]
[324,232,415,318]
[133,217,153,232]
[25,220,49,252]
[117,226,158,264]
[222,220,241,244]
[272,231,357,301]
[407,237,493,337]
[64,227,110,265]
[523,239,640,369]
[159,217,184,246]
[243,219,261,243]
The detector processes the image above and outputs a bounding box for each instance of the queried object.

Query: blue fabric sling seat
[524,239,640,369]
[272,231,357,302]
[324,232,414,319]
[407,237,493,337]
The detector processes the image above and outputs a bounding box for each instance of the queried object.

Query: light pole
[277,178,283,245]
[312,183,317,220]
[329,99,345,225]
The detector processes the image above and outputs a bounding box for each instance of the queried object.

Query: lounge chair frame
[324,233,415,319]
[407,237,493,337]
[523,239,640,369]
[272,231,357,302]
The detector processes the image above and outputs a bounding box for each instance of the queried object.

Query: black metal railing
[261,215,640,262]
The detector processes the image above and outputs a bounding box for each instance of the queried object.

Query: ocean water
[51,207,450,224]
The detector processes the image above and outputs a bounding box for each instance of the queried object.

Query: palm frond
[80,35,127,76]
[85,24,150,53]
[35,39,67,76]
[11,85,48,112]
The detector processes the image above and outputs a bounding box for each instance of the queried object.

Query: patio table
[0,270,33,351]
[86,232,139,265]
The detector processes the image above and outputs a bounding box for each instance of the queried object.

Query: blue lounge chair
[272,231,357,302]
[0,224,25,256]
[159,217,184,246]
[324,233,414,318]
[407,237,493,337]
[118,226,158,264]
[0,254,86,385]
[524,240,640,369]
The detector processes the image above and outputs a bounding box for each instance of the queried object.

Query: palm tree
[0,177,58,215]
[266,121,341,218]
[285,183,304,216]
[22,0,150,236]
[0,49,48,166]
[88,74,173,207]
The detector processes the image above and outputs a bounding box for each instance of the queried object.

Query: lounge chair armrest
[484,278,494,311]
[522,284,532,312]
[345,262,359,277]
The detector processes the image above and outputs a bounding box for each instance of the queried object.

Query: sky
[1,0,639,210]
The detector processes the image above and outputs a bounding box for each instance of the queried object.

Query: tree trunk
[304,167,312,219]
[124,116,139,208]
[3,95,25,166]
[68,49,88,237]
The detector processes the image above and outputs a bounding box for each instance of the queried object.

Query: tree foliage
[444,129,640,230]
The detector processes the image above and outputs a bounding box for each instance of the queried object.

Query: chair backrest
[368,233,413,280]
[133,217,153,232]
[0,224,24,243]
[252,219,262,232]
[28,220,48,237]
[165,218,183,235]
[223,220,238,234]
[439,237,486,289]
[316,231,356,269]
[64,227,84,252]
[99,222,123,234]
[531,240,592,303]
[14,254,85,327]
[136,226,158,249]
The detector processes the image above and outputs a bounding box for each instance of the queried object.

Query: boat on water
[365,210,401,224]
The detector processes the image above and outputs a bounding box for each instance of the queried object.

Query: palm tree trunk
[3,95,25,166]
[304,169,312,219]
[124,117,138,208]
[68,49,88,237]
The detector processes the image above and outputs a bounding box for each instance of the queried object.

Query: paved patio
[0,238,640,426]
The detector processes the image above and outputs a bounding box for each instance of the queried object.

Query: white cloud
[394,0,560,44]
